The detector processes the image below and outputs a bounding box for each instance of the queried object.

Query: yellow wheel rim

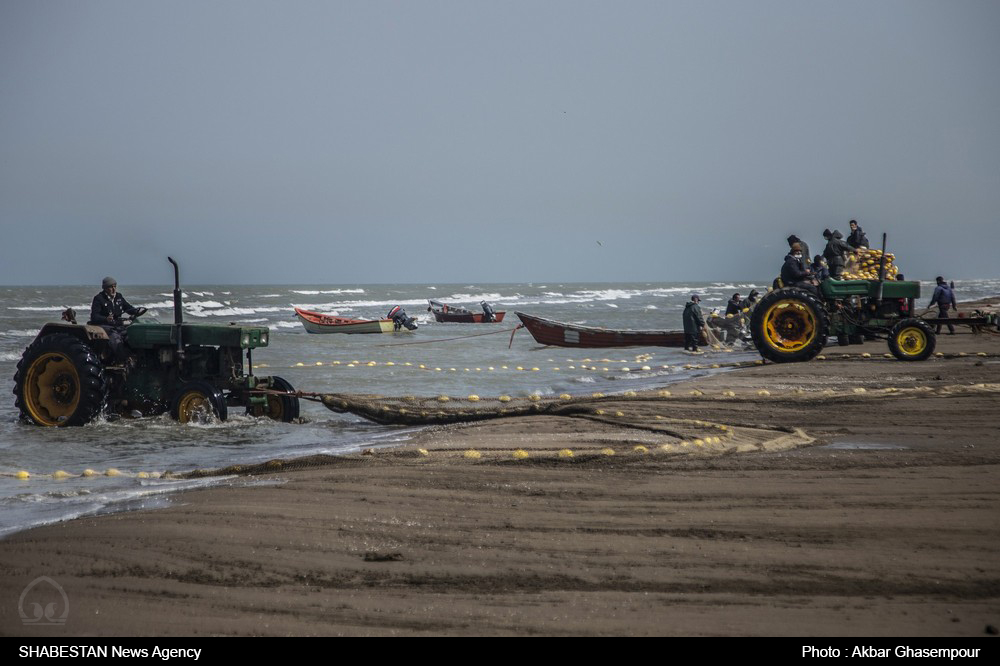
[177,390,213,424]
[762,300,817,353]
[895,327,927,357]
[23,352,81,426]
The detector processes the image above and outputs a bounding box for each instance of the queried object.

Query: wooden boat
[294,307,407,334]
[514,311,692,348]
[427,300,506,323]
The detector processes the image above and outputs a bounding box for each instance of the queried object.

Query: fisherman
[787,234,810,266]
[682,294,705,352]
[725,293,742,316]
[88,277,146,362]
[739,289,760,311]
[846,219,870,249]
[811,255,830,282]
[780,243,818,295]
[929,276,957,334]
[822,229,853,279]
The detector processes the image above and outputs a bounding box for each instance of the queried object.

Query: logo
[19,576,69,626]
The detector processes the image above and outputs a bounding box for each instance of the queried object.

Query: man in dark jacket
[847,219,869,249]
[88,277,146,362]
[739,289,759,311]
[725,293,742,316]
[929,276,957,334]
[822,229,853,278]
[787,234,810,266]
[682,294,705,352]
[780,243,818,295]
[811,255,830,282]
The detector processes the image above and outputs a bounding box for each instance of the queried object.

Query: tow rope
[375,325,524,347]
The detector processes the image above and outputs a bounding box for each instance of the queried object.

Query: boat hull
[515,311,688,348]
[294,308,403,334]
[432,310,506,323]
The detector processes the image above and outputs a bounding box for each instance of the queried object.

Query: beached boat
[514,311,693,348]
[294,307,408,334]
[427,299,506,323]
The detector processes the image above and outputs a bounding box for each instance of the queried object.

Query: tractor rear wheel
[170,381,228,423]
[750,288,829,363]
[247,376,300,422]
[888,319,935,361]
[13,333,107,426]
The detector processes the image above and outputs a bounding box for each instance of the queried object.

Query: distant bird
[596,240,602,246]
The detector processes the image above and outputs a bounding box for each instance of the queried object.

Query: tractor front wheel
[13,333,106,426]
[888,319,935,362]
[750,288,829,363]
[170,381,228,423]
[247,376,300,422]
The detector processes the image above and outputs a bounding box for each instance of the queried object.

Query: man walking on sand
[929,276,957,334]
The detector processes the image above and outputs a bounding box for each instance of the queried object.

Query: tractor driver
[781,243,819,296]
[88,276,146,363]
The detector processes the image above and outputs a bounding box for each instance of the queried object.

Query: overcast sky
[1,0,997,286]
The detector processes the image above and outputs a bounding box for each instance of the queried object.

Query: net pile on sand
[842,248,900,280]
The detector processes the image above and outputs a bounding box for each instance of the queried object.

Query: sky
[1,0,998,286]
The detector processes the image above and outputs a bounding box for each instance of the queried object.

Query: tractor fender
[35,323,109,344]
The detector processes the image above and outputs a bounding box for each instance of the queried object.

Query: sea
[2,279,997,537]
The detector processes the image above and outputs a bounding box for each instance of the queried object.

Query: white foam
[2,329,40,338]
[291,289,366,295]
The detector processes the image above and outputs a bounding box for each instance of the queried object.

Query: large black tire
[13,333,107,426]
[247,376,300,422]
[170,381,228,424]
[888,318,936,362]
[750,288,830,363]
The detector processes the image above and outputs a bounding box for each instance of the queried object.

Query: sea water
[2,279,997,536]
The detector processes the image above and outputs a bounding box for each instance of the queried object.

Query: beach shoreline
[2,324,999,636]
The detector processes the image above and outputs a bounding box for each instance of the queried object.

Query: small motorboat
[428,299,505,323]
[294,307,416,334]
[514,311,697,348]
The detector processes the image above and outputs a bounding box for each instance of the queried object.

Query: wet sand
[2,316,999,636]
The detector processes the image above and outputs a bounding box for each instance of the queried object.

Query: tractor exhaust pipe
[168,257,184,356]
[875,233,888,302]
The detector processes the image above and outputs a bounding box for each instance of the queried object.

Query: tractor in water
[13,258,299,426]
[750,236,934,364]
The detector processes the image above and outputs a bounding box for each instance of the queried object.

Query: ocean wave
[2,329,41,338]
[290,289,366,295]
[0,351,23,361]
[441,292,505,303]
[297,298,427,312]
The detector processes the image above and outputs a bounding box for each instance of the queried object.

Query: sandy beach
[2,320,999,636]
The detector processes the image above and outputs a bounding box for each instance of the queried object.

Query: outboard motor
[480,300,496,322]
[387,306,418,331]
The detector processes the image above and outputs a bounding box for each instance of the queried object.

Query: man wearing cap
[787,235,810,267]
[88,277,146,362]
[682,294,705,352]
[928,276,957,335]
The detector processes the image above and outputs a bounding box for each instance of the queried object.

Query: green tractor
[750,238,934,364]
[13,258,299,426]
